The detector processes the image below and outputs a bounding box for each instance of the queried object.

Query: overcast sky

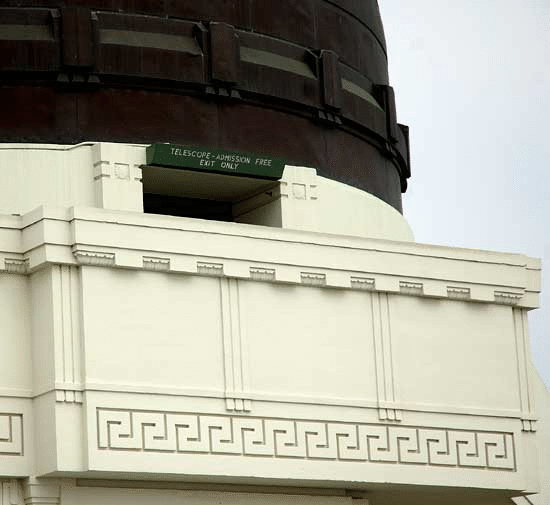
[379,0,550,388]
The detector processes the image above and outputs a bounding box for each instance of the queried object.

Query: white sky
[379,0,550,387]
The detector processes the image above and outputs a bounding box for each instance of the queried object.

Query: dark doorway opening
[143,193,233,222]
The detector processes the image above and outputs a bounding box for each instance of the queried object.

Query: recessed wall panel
[0,274,32,393]
[391,296,521,413]
[80,268,225,392]
[241,282,377,402]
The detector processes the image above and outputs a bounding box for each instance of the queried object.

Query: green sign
[146,144,286,180]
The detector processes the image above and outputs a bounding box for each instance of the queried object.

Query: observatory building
[0,1,548,504]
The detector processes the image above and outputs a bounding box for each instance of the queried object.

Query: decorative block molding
[292,183,307,200]
[73,249,115,267]
[94,159,135,181]
[55,390,83,404]
[143,256,170,272]
[447,286,471,300]
[280,180,318,201]
[197,262,224,276]
[301,272,327,287]
[399,281,424,296]
[96,408,516,471]
[220,278,251,412]
[521,419,537,433]
[378,408,403,423]
[92,142,144,212]
[114,163,130,181]
[0,414,23,456]
[3,259,28,274]
[250,267,276,282]
[350,277,375,291]
[495,291,523,305]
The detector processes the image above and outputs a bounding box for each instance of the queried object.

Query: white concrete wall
[0,144,96,214]
[0,206,546,504]
[0,143,413,241]
[0,274,31,396]
[0,143,548,504]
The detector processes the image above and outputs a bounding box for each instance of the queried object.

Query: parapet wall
[0,143,548,504]
[0,142,413,241]
[0,205,546,503]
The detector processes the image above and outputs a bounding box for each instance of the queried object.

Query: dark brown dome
[0,0,410,211]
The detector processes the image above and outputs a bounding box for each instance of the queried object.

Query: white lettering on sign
[255,158,272,166]
[216,154,251,164]
[169,147,257,170]
[171,148,214,160]
[162,146,281,175]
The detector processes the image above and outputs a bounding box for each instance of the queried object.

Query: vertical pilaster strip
[209,22,240,84]
[9,480,20,505]
[52,266,83,403]
[220,278,251,412]
[320,50,342,111]
[1,480,7,505]
[237,280,252,412]
[61,7,94,68]
[61,266,74,390]
[0,480,22,505]
[51,266,65,387]
[371,293,386,419]
[371,292,401,421]
[220,278,236,411]
[514,308,536,431]
[229,279,243,411]
[378,84,398,143]
[513,308,528,415]
[70,267,83,390]
[522,310,536,417]
[381,293,400,421]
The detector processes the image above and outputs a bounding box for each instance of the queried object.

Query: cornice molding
[0,208,540,309]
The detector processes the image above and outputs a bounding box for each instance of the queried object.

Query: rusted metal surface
[209,22,239,84]
[320,50,342,111]
[0,0,411,211]
[61,7,94,67]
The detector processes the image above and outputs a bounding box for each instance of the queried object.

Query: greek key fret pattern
[96,409,516,471]
[0,414,23,456]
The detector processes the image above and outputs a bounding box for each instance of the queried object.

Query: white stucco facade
[0,143,548,505]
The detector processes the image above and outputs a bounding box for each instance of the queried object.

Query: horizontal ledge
[0,25,54,41]
[99,29,201,54]
[22,383,528,420]
[76,479,351,496]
